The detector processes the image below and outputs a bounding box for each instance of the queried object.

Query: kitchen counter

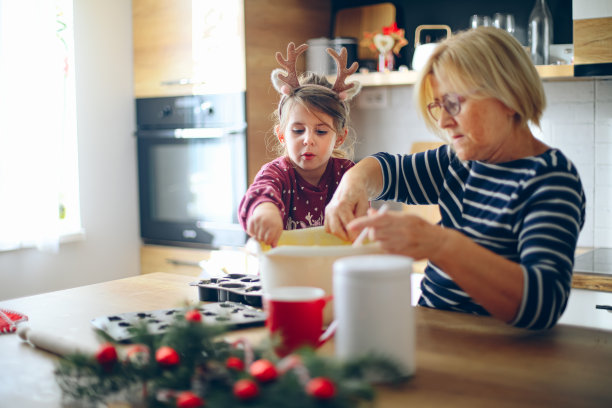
[572,248,612,292]
[1,272,610,407]
[411,256,612,293]
[143,245,612,293]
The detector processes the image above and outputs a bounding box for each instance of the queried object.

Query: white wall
[351,79,612,249]
[0,1,139,300]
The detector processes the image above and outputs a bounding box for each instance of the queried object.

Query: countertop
[1,272,611,407]
[572,248,612,292]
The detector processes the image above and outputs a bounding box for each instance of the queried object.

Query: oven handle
[135,124,246,139]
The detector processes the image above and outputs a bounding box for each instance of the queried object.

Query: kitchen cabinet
[244,0,332,183]
[135,0,332,272]
[140,244,211,275]
[132,0,245,98]
[133,0,333,184]
[572,0,612,76]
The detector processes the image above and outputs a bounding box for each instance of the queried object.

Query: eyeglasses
[427,93,466,121]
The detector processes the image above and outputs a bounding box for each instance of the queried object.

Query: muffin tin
[190,273,263,308]
[91,302,267,342]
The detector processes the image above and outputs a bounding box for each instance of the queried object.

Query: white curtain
[0,0,77,252]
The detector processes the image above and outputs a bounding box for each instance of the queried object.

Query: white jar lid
[333,255,412,279]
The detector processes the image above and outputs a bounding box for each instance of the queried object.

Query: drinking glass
[470,14,491,29]
[493,13,516,36]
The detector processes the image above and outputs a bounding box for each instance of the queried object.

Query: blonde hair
[415,27,546,137]
[269,72,355,160]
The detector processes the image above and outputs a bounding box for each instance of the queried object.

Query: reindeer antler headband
[271,42,362,104]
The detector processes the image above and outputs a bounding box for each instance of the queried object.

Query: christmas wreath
[55,308,406,407]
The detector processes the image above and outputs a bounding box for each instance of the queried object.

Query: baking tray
[91,302,266,342]
[190,273,263,308]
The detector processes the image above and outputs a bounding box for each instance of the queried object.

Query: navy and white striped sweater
[373,145,586,330]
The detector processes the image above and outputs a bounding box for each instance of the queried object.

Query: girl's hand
[246,202,283,247]
[347,209,444,260]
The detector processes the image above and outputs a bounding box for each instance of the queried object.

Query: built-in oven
[135,92,247,248]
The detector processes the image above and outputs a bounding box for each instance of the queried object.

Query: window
[0,0,82,252]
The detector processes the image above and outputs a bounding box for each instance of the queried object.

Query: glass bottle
[528,0,553,65]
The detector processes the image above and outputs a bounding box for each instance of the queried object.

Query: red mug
[264,287,336,357]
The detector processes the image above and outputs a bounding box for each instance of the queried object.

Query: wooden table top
[0,272,611,408]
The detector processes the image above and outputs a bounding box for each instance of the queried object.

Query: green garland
[54,309,406,407]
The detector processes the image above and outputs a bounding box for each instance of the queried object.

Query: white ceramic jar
[333,254,415,377]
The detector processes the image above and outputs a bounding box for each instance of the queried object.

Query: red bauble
[249,359,278,383]
[306,377,336,399]
[95,343,118,368]
[176,391,205,408]
[155,346,180,366]
[225,356,245,371]
[185,309,202,322]
[233,379,259,400]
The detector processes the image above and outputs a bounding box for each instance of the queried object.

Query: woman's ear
[275,125,284,143]
[335,128,348,147]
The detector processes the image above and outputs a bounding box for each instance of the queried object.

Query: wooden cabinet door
[133,0,245,98]
[572,0,612,66]
[140,244,211,275]
[133,0,193,97]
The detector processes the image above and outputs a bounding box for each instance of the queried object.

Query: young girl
[238,42,361,247]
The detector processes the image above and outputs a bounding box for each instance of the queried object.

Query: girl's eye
[316,129,328,135]
[291,128,304,134]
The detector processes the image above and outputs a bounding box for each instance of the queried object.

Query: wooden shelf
[535,64,575,79]
[344,64,575,88]
[350,70,420,87]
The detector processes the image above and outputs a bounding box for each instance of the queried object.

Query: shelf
[535,64,575,79]
[345,64,575,88]
[350,70,420,87]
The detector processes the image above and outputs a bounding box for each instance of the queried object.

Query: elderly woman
[324,27,586,330]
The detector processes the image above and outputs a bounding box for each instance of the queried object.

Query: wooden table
[1,273,611,407]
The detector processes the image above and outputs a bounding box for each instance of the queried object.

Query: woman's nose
[438,109,455,129]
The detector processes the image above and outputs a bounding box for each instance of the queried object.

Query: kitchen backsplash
[351,79,612,249]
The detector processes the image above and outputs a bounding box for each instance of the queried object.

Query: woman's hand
[246,202,283,247]
[325,157,383,241]
[349,208,524,322]
[347,209,444,260]
[324,185,369,242]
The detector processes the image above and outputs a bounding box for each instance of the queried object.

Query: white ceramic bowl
[247,226,382,323]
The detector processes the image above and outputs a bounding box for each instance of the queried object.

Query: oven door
[136,126,247,248]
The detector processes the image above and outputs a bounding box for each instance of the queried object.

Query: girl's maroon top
[238,156,354,230]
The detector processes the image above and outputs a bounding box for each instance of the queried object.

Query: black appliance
[135,92,247,248]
